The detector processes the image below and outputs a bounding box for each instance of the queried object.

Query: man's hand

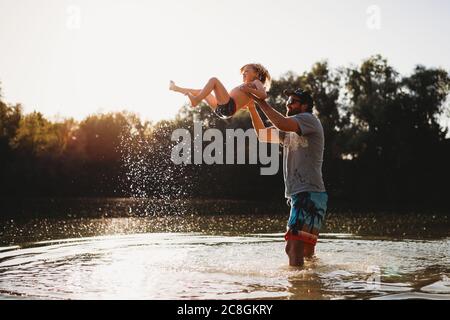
[243,89,266,106]
[239,83,257,93]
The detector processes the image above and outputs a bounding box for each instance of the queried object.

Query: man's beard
[287,108,303,117]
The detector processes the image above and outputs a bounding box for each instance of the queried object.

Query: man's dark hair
[284,89,314,113]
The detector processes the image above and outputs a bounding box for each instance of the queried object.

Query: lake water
[0,199,449,300]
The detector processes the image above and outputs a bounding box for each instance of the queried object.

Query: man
[246,88,328,267]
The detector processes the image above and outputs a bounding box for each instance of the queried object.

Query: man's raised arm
[254,98,300,134]
[247,100,280,144]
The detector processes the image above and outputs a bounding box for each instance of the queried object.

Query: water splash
[118,121,193,216]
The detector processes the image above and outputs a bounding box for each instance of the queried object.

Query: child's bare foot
[187,93,200,107]
[169,80,177,91]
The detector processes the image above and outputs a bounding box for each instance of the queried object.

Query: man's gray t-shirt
[280,113,326,198]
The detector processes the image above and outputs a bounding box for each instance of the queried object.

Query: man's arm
[254,98,301,134]
[240,81,268,100]
[247,100,280,144]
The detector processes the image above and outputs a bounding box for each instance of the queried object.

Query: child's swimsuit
[214,98,236,120]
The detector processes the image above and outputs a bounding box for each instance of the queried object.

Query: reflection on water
[0,232,449,300]
[0,198,449,300]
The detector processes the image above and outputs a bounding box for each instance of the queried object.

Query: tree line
[1,55,449,210]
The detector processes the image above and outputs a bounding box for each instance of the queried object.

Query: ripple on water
[0,233,448,300]
[371,292,450,300]
[421,276,450,294]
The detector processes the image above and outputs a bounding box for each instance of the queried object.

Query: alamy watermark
[171,121,280,176]
[366,5,382,30]
[66,5,82,30]
[366,265,381,290]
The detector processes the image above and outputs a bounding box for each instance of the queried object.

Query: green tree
[343,55,450,203]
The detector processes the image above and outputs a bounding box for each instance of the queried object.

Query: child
[170,63,271,119]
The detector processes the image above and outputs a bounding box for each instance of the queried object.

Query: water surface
[0,231,448,300]
[0,199,448,300]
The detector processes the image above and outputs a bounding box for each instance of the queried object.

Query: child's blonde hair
[240,63,272,91]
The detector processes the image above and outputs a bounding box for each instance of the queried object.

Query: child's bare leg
[187,77,230,108]
[170,81,217,108]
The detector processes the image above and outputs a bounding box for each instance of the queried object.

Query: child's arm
[240,80,268,100]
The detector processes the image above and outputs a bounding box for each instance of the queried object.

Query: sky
[1,0,450,123]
